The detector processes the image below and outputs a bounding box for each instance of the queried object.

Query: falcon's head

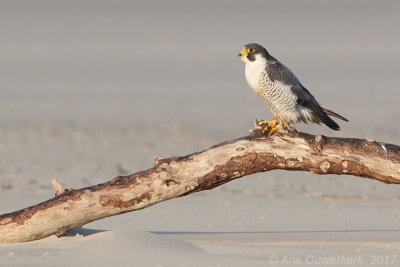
[238,43,269,63]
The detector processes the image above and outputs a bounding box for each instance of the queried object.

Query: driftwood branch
[1,128,400,244]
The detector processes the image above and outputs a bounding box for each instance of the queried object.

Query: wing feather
[265,60,348,130]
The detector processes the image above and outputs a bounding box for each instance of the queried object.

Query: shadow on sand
[64,228,108,237]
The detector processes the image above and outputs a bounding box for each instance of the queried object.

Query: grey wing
[293,85,342,129]
[266,61,316,104]
[292,85,319,109]
[266,60,301,86]
[266,61,320,115]
[266,60,345,129]
[291,84,324,123]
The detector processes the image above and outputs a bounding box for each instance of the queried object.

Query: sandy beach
[1,1,400,266]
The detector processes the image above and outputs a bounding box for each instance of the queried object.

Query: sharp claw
[261,126,270,134]
[268,127,278,136]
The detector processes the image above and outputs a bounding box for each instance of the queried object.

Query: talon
[258,115,279,136]
[261,126,270,134]
[257,115,288,136]
[268,126,278,136]
[261,125,278,136]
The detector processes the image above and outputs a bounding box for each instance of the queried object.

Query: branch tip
[52,179,67,196]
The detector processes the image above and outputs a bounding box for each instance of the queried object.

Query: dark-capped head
[238,43,270,63]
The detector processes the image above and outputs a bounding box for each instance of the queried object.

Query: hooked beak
[238,48,247,57]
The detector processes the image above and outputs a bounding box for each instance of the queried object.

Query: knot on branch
[313,134,327,151]
[153,155,184,170]
[153,156,165,166]
[320,161,331,173]
[111,175,129,185]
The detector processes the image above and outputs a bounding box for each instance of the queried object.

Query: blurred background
[0,0,399,231]
[2,1,400,265]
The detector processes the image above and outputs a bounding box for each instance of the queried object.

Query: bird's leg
[258,115,279,136]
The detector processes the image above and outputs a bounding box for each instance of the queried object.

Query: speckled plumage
[239,43,348,130]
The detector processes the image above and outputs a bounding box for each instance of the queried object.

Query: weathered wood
[1,129,399,244]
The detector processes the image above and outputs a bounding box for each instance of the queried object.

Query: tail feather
[319,104,349,122]
[319,114,341,131]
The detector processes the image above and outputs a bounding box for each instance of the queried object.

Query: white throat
[243,54,267,89]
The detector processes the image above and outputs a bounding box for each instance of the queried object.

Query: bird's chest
[245,61,266,90]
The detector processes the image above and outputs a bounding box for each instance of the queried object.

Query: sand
[1,1,400,266]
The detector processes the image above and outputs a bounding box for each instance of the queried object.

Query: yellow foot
[262,125,278,136]
[258,116,278,136]
[257,116,288,136]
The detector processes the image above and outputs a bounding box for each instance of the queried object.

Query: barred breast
[252,71,301,123]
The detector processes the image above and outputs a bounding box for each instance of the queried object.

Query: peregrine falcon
[238,43,348,135]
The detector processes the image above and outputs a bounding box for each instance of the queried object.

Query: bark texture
[1,130,400,244]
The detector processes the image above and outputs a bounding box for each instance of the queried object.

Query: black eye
[247,48,255,53]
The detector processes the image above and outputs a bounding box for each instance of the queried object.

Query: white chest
[244,57,267,90]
